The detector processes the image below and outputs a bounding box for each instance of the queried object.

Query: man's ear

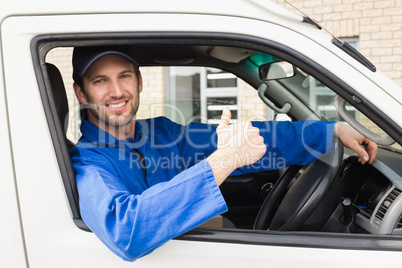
[73,82,88,104]
[138,72,143,93]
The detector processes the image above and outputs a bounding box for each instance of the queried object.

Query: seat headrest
[46,63,69,134]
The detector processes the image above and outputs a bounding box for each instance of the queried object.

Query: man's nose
[108,79,124,97]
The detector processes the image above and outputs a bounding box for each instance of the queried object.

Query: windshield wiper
[332,39,376,72]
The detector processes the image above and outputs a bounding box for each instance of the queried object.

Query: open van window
[36,35,400,243]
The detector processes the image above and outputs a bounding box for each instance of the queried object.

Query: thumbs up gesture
[208,107,267,185]
[216,106,232,149]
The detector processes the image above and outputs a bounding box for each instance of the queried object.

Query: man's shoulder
[69,137,111,162]
[69,144,115,170]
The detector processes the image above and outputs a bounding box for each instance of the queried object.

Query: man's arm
[73,157,227,262]
[207,107,378,186]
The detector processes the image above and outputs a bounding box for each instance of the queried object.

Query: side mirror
[259,61,295,81]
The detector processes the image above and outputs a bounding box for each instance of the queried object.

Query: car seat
[45,63,75,150]
[45,62,89,231]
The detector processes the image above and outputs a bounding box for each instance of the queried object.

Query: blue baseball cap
[72,46,139,82]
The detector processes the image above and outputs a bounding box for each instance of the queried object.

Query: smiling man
[69,46,377,262]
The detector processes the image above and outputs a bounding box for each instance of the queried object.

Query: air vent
[374,188,401,225]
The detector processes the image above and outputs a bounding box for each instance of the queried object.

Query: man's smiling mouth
[107,101,127,109]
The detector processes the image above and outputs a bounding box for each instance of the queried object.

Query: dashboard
[341,148,402,235]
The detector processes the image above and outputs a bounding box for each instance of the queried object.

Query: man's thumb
[217,106,231,129]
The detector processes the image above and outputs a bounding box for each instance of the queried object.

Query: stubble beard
[85,91,140,132]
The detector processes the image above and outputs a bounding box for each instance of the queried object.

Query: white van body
[1,0,402,267]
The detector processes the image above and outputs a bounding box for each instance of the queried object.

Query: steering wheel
[253,137,344,231]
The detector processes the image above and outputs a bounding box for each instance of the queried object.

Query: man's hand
[334,123,378,165]
[207,107,266,185]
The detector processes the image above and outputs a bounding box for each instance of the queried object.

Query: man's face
[75,54,142,131]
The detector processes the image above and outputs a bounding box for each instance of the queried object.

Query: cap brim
[78,51,138,77]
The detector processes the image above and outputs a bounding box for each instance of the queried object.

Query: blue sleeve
[72,156,227,262]
[232,120,336,174]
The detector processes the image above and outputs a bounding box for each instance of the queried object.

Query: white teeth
[108,102,125,108]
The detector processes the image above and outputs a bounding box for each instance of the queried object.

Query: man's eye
[93,79,104,84]
[121,74,131,78]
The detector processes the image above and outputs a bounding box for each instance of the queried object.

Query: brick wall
[137,67,166,120]
[238,79,270,121]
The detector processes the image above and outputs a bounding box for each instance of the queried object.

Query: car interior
[38,36,402,240]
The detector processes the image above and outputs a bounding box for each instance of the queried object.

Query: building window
[168,67,239,125]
